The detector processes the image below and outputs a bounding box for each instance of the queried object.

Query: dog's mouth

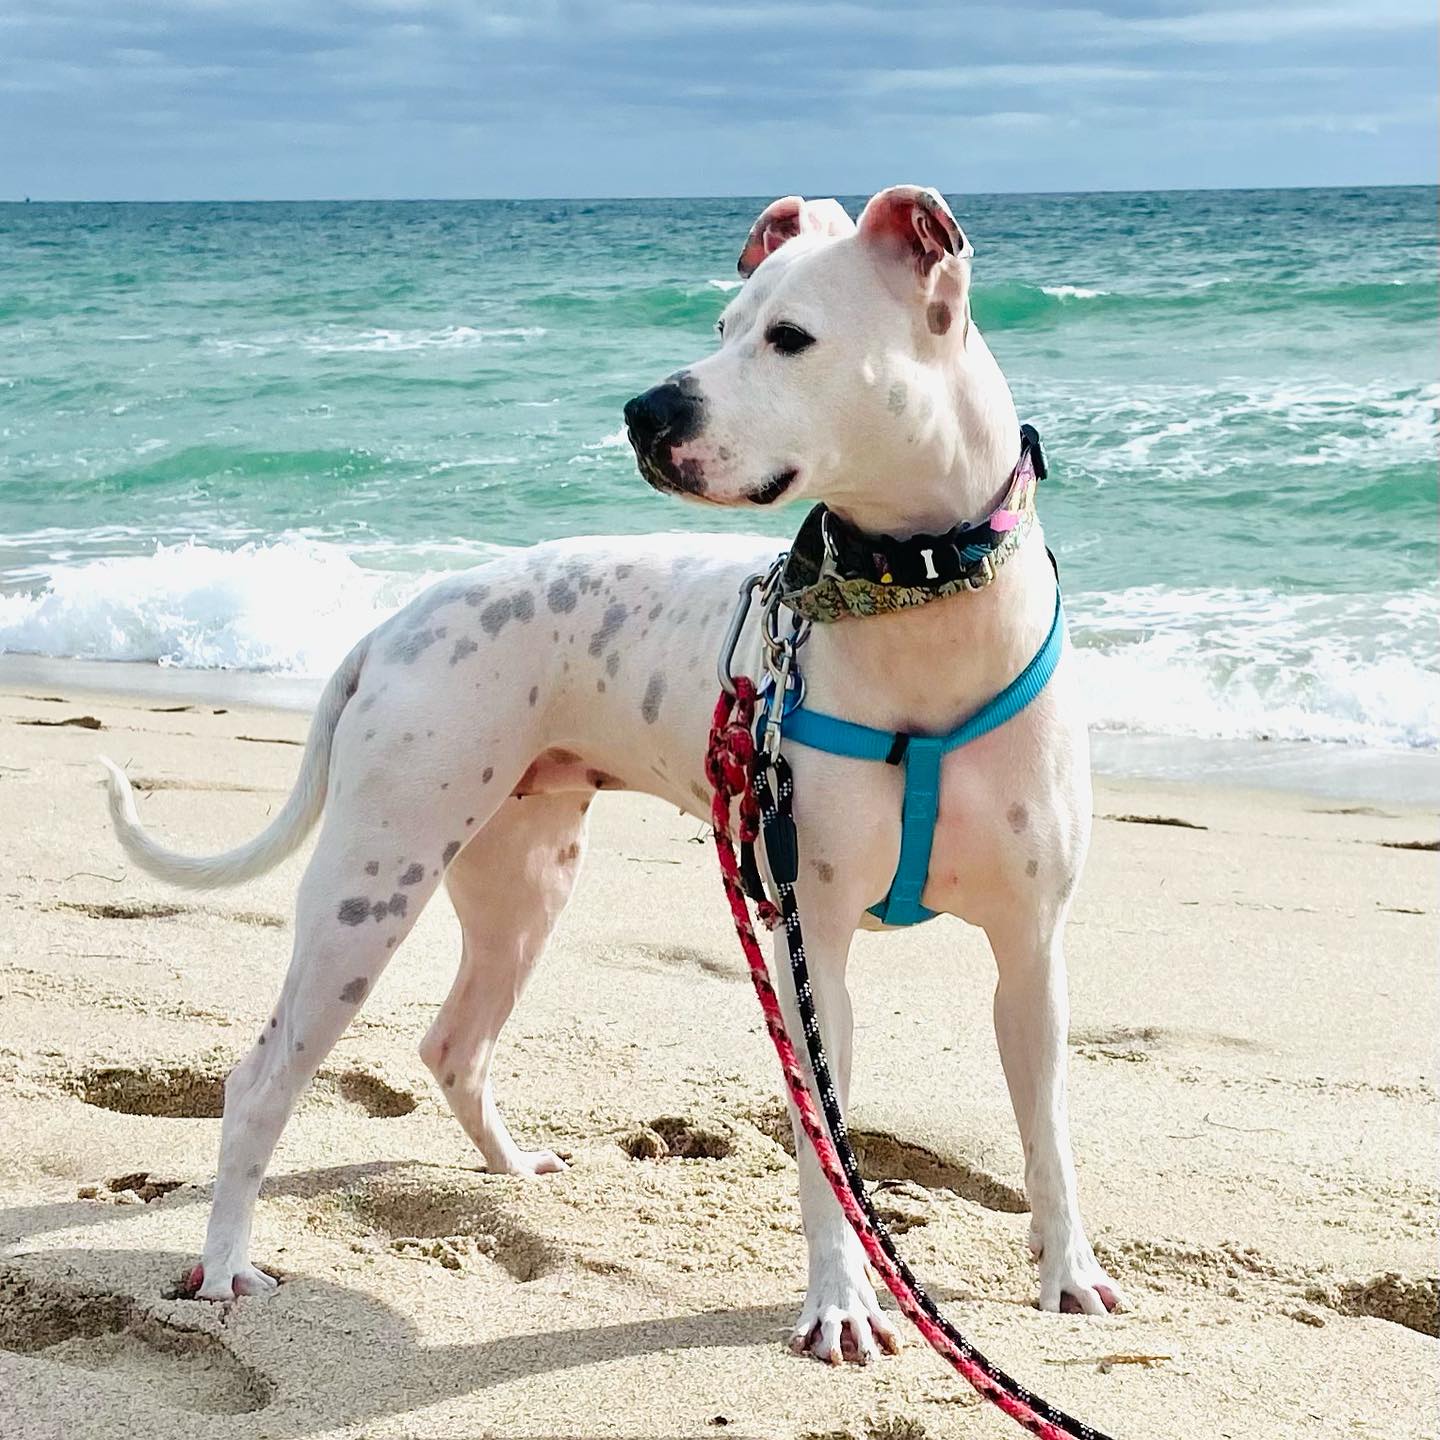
[747,468,798,506]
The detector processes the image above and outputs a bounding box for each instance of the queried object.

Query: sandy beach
[0,674,1435,1440]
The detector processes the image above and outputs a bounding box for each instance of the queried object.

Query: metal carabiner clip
[717,571,766,696]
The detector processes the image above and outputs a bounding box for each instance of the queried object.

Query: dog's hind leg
[419,793,589,1176]
[192,802,456,1301]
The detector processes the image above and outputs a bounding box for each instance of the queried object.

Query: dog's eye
[766,322,815,356]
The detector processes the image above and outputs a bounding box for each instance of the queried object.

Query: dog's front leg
[774,891,902,1365]
[986,908,1124,1316]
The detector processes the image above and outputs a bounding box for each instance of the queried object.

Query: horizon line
[3,180,1435,206]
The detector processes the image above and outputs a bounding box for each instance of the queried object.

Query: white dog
[101,185,1122,1366]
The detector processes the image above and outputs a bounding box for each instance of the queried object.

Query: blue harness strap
[778,589,1066,927]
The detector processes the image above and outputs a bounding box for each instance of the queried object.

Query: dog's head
[624,186,1018,528]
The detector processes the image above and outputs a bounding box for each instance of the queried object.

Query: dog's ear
[737,196,855,278]
[857,185,972,282]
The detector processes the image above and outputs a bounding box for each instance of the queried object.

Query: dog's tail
[98,636,369,890]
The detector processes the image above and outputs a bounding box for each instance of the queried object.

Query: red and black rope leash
[706,676,1114,1440]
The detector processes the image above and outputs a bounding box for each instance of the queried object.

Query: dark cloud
[1,1,1434,197]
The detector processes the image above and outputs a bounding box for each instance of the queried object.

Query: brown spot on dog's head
[926,301,952,335]
[1007,802,1028,834]
[812,860,835,884]
[1025,858,1039,878]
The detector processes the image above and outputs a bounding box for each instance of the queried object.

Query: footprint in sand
[64,1060,420,1120]
[747,1103,1028,1213]
[622,1115,735,1161]
[0,1265,272,1415]
[345,1166,560,1282]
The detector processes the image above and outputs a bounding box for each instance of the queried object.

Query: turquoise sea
[0,187,1436,764]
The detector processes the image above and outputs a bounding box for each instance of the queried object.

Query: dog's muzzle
[624,374,706,494]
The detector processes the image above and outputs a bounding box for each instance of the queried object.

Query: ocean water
[1,188,1436,758]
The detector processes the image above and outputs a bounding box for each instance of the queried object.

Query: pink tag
[989,508,1019,533]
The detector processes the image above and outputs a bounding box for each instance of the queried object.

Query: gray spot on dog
[480,597,514,636]
[357,692,376,713]
[464,584,489,608]
[615,564,633,579]
[1025,858,1039,878]
[399,862,424,886]
[606,651,621,678]
[1007,802,1029,834]
[246,1164,261,1180]
[596,679,606,693]
[370,900,388,922]
[528,685,539,707]
[514,592,535,623]
[482,766,494,783]
[338,898,371,926]
[386,628,440,664]
[444,1071,456,1088]
[340,976,369,1004]
[547,578,578,614]
[887,382,908,415]
[588,602,628,657]
[365,860,379,876]
[387,892,408,917]
[648,601,664,621]
[641,671,666,724]
[442,841,461,866]
[450,636,479,665]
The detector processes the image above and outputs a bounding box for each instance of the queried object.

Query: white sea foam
[0,539,435,675]
[1041,284,1106,300]
[707,279,744,292]
[2,544,1434,750]
[207,325,545,357]
[1069,585,1440,751]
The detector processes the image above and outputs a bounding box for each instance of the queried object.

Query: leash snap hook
[717,569,767,696]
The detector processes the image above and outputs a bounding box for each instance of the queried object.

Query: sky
[2,0,1436,201]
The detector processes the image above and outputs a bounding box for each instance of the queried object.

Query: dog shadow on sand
[1,1167,885,1438]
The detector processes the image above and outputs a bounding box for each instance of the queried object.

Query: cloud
[0,0,1433,197]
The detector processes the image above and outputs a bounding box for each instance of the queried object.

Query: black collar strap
[779,425,1047,623]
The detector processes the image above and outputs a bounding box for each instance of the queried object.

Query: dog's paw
[790,1273,903,1365]
[185,1259,280,1302]
[1035,1237,1124,1316]
[491,1148,568,1178]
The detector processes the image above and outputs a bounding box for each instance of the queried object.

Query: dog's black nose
[623,377,703,452]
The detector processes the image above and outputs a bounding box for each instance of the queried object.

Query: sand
[0,677,1435,1439]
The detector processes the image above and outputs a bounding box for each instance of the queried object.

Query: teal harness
[763,588,1066,927]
